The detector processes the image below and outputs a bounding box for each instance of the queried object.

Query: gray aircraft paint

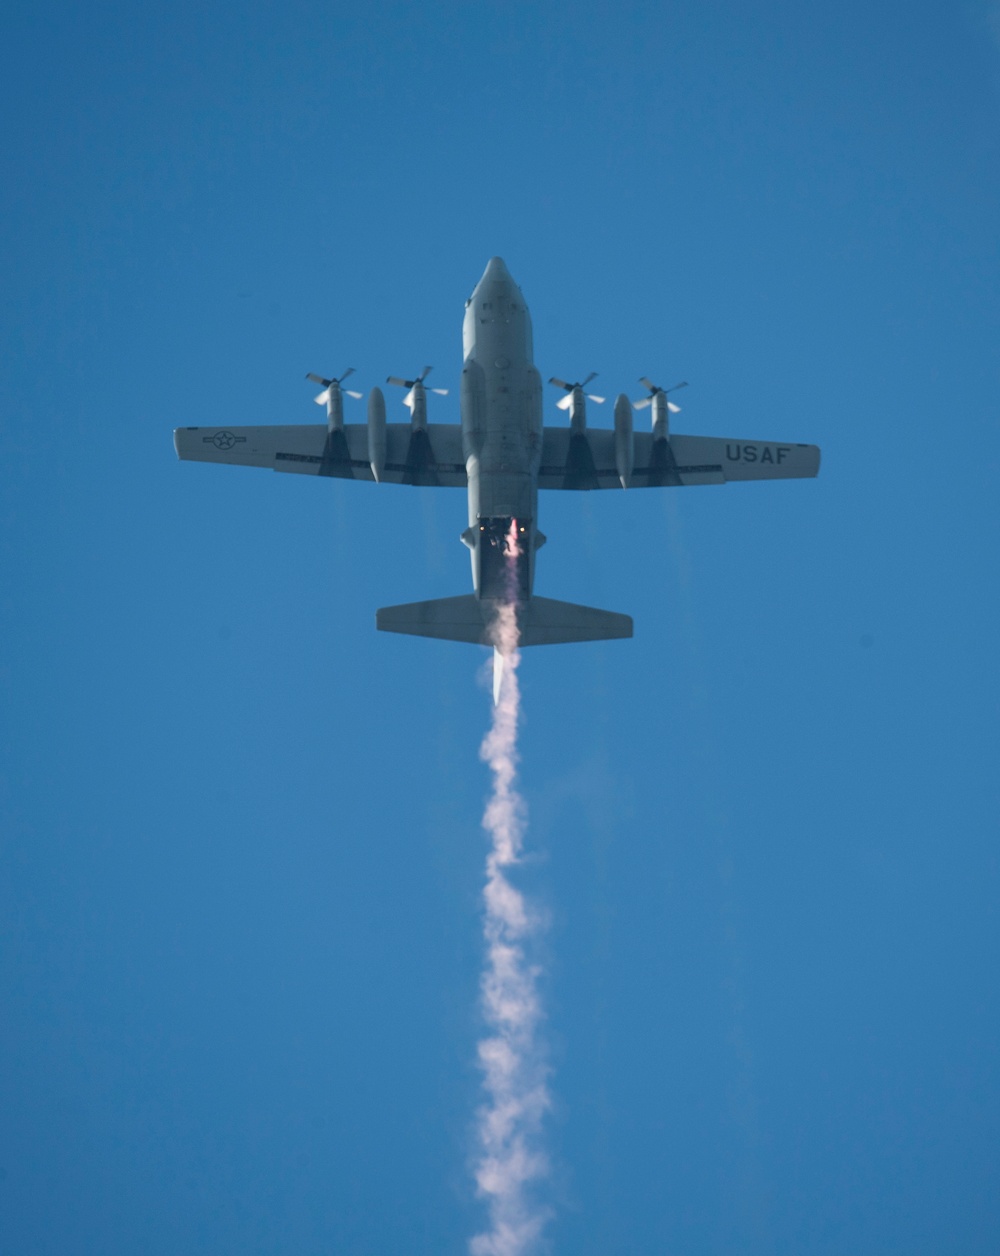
[460,257,543,600]
[173,257,820,646]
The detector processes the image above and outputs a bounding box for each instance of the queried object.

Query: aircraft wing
[173,423,467,487]
[538,429,820,489]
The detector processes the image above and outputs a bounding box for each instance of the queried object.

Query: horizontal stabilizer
[376,595,489,645]
[376,595,633,646]
[521,596,633,645]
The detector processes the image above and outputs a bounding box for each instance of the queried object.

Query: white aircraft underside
[174,257,820,649]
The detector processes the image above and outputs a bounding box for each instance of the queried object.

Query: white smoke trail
[471,523,552,1256]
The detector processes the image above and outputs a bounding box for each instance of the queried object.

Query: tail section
[375,594,633,646]
[376,595,488,644]
[519,596,632,645]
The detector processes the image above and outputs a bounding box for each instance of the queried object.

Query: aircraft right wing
[538,429,820,489]
[173,423,467,487]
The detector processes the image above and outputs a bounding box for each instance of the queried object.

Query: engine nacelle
[405,381,427,430]
[568,385,587,433]
[614,394,633,488]
[367,387,386,482]
[325,383,344,432]
[651,391,670,442]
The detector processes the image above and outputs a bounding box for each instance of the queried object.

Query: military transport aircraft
[175,257,820,669]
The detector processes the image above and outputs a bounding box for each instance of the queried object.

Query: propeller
[306,368,363,405]
[386,365,449,405]
[549,372,606,410]
[633,377,687,412]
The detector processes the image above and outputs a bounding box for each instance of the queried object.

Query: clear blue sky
[2,1,998,1252]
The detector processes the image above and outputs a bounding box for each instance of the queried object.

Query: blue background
[2,1,998,1251]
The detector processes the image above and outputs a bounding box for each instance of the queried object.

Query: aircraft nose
[481,256,512,283]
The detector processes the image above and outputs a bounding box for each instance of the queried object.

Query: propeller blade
[386,376,411,388]
[637,378,688,408]
[403,387,416,408]
[306,372,331,387]
[430,387,449,396]
[581,371,598,387]
[418,365,433,381]
[549,377,572,391]
[337,367,356,384]
[345,389,363,399]
[587,394,606,404]
[633,397,652,410]
[556,394,573,410]
[313,390,330,406]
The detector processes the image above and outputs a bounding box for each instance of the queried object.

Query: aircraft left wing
[173,424,467,487]
[538,429,820,489]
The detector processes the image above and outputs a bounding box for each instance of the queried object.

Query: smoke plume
[471,522,552,1256]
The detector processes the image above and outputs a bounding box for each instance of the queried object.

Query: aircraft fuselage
[173,255,820,656]
[460,258,542,603]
